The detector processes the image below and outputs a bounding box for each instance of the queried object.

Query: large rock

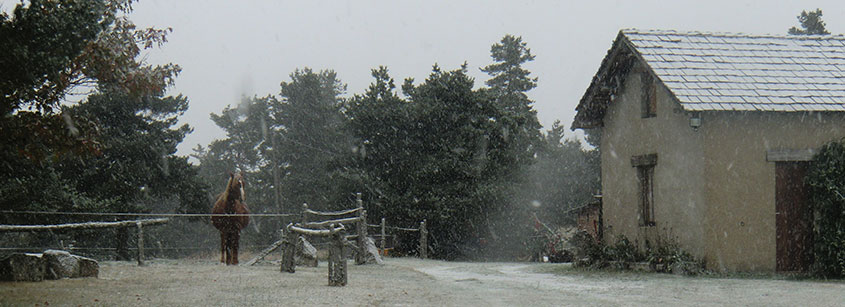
[77,256,99,278]
[0,253,46,282]
[0,251,98,282]
[296,237,318,267]
[361,237,384,265]
[43,250,98,279]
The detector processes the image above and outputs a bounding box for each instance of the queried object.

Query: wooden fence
[369,218,428,259]
[300,193,374,264]
[0,219,169,266]
[281,223,348,286]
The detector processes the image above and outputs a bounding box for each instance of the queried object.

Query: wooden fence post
[301,203,309,225]
[299,203,309,265]
[355,193,367,265]
[419,219,427,259]
[136,222,145,266]
[280,226,296,273]
[380,217,386,256]
[327,231,347,286]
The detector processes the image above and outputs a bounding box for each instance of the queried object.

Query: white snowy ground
[1,257,843,306]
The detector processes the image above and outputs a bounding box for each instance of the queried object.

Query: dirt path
[406,261,845,306]
[1,258,843,306]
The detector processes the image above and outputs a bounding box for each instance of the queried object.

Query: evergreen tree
[789,9,830,35]
[60,91,203,213]
[478,35,544,259]
[274,68,355,211]
[0,0,180,162]
[347,63,542,259]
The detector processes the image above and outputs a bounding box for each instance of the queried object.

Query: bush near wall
[575,235,702,274]
[806,140,845,278]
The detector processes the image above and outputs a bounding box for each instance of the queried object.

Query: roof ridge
[621,28,845,40]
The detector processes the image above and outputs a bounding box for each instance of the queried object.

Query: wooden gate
[775,162,813,272]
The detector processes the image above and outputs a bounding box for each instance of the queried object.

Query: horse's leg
[225,232,234,265]
[228,232,234,265]
[220,232,226,263]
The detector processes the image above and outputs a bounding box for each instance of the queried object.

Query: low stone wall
[0,250,98,282]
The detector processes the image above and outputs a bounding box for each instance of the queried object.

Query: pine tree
[788,9,831,35]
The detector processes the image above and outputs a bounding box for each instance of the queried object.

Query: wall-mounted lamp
[689,112,702,131]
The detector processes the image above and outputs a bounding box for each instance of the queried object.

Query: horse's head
[228,172,246,202]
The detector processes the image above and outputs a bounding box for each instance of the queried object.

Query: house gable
[573,29,845,130]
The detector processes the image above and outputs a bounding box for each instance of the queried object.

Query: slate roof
[629,29,845,111]
[573,29,845,129]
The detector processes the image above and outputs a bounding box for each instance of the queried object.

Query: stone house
[571,29,845,272]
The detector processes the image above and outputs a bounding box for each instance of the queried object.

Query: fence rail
[0,218,169,232]
[0,218,171,266]
[303,207,361,217]
[0,210,296,217]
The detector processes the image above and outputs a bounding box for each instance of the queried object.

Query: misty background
[1,0,843,262]
[128,0,845,156]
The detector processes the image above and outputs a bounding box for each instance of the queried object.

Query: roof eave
[571,31,637,131]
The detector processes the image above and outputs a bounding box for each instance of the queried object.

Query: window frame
[632,154,657,227]
[641,72,657,118]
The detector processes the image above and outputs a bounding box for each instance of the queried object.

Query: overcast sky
[129,0,845,157]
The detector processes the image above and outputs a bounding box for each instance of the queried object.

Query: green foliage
[1,0,108,113]
[193,35,599,262]
[200,69,355,213]
[65,91,205,212]
[788,9,830,35]
[1,90,207,216]
[482,34,538,95]
[0,0,180,163]
[275,69,356,211]
[0,1,207,258]
[577,235,641,269]
[643,240,698,273]
[348,65,496,258]
[806,140,845,278]
[578,235,702,274]
[606,236,641,263]
[480,34,542,171]
[345,62,541,259]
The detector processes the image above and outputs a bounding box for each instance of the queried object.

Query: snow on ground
[1,257,843,306]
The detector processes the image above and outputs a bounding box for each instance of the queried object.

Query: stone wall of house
[599,59,845,272]
[599,61,706,260]
[702,110,845,271]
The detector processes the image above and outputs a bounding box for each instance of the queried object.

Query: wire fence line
[366,224,420,232]
[0,245,272,251]
[0,210,298,218]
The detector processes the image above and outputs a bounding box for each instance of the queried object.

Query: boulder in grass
[43,250,98,279]
[77,256,98,278]
[44,250,78,279]
[0,253,46,282]
[296,237,318,267]
[362,237,384,265]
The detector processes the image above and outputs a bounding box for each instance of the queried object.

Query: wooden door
[775,162,813,272]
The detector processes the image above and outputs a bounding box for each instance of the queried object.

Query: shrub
[576,235,703,275]
[576,235,642,269]
[806,140,845,278]
[644,240,701,274]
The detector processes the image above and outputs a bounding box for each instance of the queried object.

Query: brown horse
[211,172,250,265]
